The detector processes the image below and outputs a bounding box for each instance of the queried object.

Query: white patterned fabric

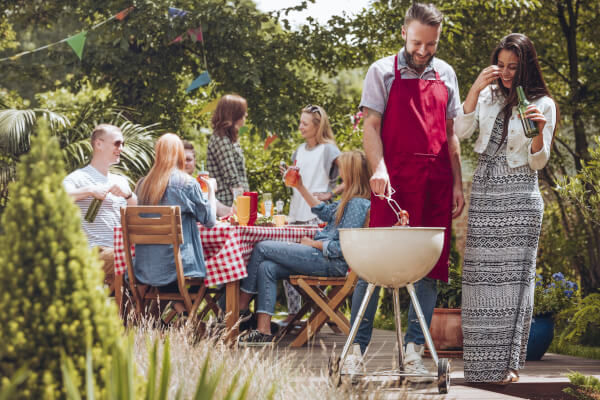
[462,113,542,382]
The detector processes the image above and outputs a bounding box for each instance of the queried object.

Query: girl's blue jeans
[240,240,348,315]
[350,277,438,354]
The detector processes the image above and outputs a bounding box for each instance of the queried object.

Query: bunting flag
[67,31,87,60]
[185,71,211,93]
[199,98,219,114]
[168,7,188,18]
[169,26,203,45]
[0,5,134,62]
[115,6,134,21]
[264,134,278,149]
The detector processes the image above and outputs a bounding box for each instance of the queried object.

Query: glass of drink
[284,166,300,187]
[274,214,286,227]
[236,195,251,226]
[275,200,284,214]
[262,193,273,217]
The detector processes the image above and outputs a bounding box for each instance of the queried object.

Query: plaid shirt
[206,134,249,206]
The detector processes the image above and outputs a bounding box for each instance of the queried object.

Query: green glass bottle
[516,85,539,138]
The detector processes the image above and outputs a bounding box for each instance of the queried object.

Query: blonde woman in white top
[455,33,558,385]
[280,104,341,326]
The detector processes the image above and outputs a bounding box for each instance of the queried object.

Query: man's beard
[404,46,435,70]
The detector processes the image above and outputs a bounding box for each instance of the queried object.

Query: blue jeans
[351,277,438,354]
[240,240,347,315]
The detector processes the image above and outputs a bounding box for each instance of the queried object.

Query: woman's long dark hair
[490,33,557,143]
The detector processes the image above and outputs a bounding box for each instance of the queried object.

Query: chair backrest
[120,206,186,314]
[121,206,183,246]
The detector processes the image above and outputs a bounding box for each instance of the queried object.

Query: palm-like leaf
[0,109,70,155]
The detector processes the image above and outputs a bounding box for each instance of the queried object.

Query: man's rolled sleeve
[359,63,388,114]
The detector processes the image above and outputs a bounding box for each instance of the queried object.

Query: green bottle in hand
[516,85,539,138]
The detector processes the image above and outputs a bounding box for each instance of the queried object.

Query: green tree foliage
[0,120,122,399]
[0,0,351,137]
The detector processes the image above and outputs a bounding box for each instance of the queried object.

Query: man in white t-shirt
[63,124,137,291]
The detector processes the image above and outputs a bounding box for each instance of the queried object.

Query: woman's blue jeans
[350,277,438,354]
[240,240,347,315]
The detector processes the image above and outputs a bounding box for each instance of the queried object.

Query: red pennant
[188,27,203,42]
[169,35,184,45]
[115,6,134,21]
[264,134,278,149]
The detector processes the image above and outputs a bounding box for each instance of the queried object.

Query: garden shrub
[0,120,122,398]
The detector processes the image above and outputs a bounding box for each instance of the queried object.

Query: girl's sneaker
[238,329,275,347]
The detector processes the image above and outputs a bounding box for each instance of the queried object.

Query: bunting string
[0,7,133,62]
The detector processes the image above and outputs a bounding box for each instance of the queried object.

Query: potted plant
[527,272,579,360]
[429,234,463,354]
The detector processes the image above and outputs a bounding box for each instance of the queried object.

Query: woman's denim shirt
[312,197,370,262]
[134,170,216,286]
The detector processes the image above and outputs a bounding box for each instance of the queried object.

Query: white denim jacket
[455,85,556,170]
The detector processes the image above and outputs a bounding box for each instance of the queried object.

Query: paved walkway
[276,326,600,399]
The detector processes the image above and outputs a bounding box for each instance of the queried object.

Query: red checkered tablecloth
[114,224,319,286]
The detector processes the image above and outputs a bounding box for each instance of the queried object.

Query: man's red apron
[369,55,453,282]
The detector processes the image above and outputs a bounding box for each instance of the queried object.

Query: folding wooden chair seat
[120,206,220,323]
[280,271,358,347]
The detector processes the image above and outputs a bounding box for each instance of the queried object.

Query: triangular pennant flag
[199,98,219,114]
[185,72,211,93]
[169,34,184,45]
[115,6,134,21]
[264,134,278,149]
[67,31,87,60]
[188,27,203,42]
[168,7,188,18]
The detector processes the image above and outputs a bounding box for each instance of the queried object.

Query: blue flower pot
[526,313,554,361]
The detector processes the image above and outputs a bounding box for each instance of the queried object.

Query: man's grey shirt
[359,48,461,120]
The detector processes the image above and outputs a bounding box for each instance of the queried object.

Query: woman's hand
[524,104,546,133]
[300,237,314,247]
[473,66,501,92]
[313,192,332,202]
[463,66,500,114]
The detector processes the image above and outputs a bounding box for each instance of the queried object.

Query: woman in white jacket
[455,33,557,385]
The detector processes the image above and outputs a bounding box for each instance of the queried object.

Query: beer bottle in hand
[517,86,539,138]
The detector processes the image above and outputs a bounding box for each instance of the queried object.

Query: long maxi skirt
[462,114,544,382]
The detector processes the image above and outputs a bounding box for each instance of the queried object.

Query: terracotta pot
[429,308,463,350]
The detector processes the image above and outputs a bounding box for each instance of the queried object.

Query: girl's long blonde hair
[334,150,371,225]
[137,133,186,205]
[302,105,336,145]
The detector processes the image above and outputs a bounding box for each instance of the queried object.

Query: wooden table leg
[114,274,123,316]
[225,280,240,344]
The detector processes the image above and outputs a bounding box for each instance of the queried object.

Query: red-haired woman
[135,133,216,316]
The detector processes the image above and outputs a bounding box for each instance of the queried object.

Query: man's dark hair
[182,140,195,151]
[404,2,443,26]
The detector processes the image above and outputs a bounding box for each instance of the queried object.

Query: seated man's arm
[63,182,105,201]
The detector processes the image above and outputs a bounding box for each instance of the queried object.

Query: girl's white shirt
[454,85,557,171]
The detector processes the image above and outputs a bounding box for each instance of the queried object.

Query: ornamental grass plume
[0,120,123,399]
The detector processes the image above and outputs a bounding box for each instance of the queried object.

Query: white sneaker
[341,344,366,377]
[403,342,434,383]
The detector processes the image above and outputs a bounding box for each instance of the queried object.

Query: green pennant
[67,31,87,60]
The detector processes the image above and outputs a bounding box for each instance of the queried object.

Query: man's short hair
[404,2,443,26]
[91,124,121,146]
[182,140,195,152]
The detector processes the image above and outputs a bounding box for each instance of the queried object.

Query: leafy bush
[558,293,600,345]
[0,120,123,399]
[533,272,579,316]
[563,372,600,400]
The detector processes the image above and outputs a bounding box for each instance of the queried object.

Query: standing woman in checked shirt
[206,94,250,206]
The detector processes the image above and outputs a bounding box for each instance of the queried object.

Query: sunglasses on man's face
[100,138,124,148]
[304,104,321,116]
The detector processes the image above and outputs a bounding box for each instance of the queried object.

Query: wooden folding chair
[280,210,369,347]
[280,271,358,347]
[120,206,220,322]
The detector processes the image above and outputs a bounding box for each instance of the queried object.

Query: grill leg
[339,282,376,367]
[406,283,439,366]
[392,288,405,371]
